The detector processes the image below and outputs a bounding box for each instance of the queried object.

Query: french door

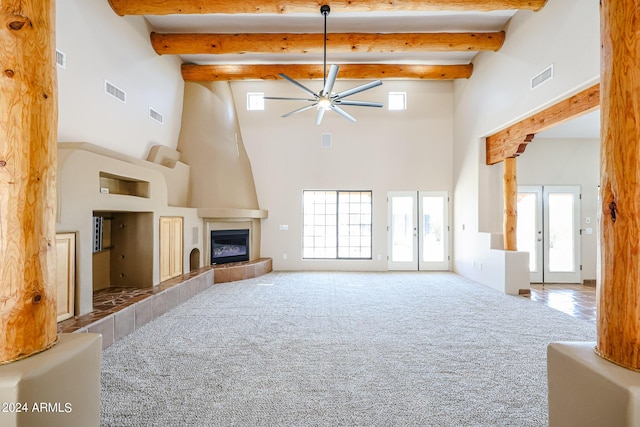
[387,191,449,271]
[517,186,581,283]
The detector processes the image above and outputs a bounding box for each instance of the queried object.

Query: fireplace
[210,229,250,264]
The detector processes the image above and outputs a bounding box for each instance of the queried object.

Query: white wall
[452,0,600,284]
[233,79,453,270]
[56,0,184,159]
[518,138,600,280]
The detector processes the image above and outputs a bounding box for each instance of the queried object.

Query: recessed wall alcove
[190,248,201,271]
[92,211,153,290]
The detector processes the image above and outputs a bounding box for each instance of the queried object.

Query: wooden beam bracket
[485,83,600,165]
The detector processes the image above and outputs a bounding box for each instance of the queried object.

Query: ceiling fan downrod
[321,5,330,88]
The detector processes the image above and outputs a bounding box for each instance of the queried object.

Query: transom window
[247,92,264,110]
[303,190,372,259]
[388,92,407,110]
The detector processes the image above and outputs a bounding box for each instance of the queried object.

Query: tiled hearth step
[57,268,214,349]
[213,258,273,283]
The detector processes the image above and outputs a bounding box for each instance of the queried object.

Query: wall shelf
[99,172,150,198]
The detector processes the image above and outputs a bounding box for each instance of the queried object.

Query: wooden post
[503,157,517,251]
[0,0,58,363]
[596,0,640,371]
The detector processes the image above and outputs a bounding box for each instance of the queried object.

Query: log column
[503,157,517,251]
[596,0,640,370]
[0,0,58,363]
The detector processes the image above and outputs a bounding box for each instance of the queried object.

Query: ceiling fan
[264,5,383,125]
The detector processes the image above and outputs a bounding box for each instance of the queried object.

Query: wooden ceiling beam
[181,63,473,81]
[151,32,505,55]
[108,0,548,16]
[485,83,600,165]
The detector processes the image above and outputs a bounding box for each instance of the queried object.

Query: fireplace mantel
[197,207,268,220]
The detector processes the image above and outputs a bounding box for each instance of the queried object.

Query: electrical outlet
[282,254,287,260]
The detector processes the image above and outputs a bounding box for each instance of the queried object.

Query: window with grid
[303,190,372,259]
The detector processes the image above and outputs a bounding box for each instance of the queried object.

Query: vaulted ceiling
[107,0,548,81]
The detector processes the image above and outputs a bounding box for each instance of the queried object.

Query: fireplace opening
[211,229,250,264]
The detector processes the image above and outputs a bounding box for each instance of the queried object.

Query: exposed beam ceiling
[182,63,473,81]
[107,0,548,81]
[151,31,505,55]
[108,0,548,15]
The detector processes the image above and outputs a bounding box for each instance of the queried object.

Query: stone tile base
[65,269,214,349]
[213,258,273,283]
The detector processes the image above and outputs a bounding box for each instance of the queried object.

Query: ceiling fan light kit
[264,5,383,125]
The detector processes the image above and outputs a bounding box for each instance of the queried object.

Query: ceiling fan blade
[264,96,317,102]
[278,73,318,98]
[333,80,383,101]
[321,64,340,96]
[315,108,326,125]
[282,103,318,118]
[331,105,357,122]
[334,100,384,108]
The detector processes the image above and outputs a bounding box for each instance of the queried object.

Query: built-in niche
[190,248,200,271]
[92,211,153,290]
[99,172,150,198]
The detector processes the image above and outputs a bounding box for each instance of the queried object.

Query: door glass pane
[391,197,414,262]
[517,192,538,272]
[421,196,444,262]
[548,193,575,272]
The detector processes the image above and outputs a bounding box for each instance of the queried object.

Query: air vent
[105,80,126,103]
[149,107,163,124]
[55,50,66,69]
[321,133,332,148]
[531,65,554,90]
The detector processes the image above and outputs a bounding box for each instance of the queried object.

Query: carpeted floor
[100,271,596,426]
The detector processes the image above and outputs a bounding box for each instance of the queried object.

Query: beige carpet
[100,271,596,426]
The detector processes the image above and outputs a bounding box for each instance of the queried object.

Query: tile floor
[527,283,597,324]
[57,267,213,335]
